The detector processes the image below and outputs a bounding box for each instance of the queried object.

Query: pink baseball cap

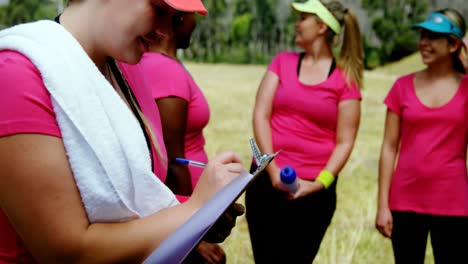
[164,0,208,16]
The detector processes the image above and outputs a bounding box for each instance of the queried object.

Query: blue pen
[175,158,206,168]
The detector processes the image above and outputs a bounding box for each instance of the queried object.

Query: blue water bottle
[280,165,298,193]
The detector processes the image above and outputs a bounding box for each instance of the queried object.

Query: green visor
[291,0,341,34]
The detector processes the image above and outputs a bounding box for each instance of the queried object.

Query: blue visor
[413,12,464,40]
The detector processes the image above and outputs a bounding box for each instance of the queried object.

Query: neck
[60,2,107,73]
[148,38,178,61]
[302,40,333,63]
[424,59,457,80]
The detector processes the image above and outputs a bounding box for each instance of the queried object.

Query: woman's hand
[189,151,244,244]
[196,241,226,264]
[375,207,393,238]
[203,202,244,243]
[267,165,292,194]
[189,151,243,208]
[287,178,324,200]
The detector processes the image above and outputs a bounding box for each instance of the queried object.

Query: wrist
[315,169,335,189]
[307,180,325,193]
[377,202,390,211]
[266,165,280,179]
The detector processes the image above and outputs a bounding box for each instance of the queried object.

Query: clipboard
[143,138,278,264]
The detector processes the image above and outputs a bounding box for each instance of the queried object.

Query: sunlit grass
[184,53,435,263]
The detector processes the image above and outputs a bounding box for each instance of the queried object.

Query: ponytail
[439,8,466,74]
[322,1,364,89]
[108,59,167,170]
[338,8,364,89]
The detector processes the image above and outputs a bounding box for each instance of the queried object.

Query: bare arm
[156,97,193,195]
[324,100,361,177]
[0,134,242,263]
[252,70,285,190]
[293,99,361,198]
[375,110,400,238]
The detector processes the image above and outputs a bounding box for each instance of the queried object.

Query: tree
[362,0,428,64]
[188,0,230,62]
[0,0,58,29]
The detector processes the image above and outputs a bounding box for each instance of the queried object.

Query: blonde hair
[128,93,167,167]
[439,8,466,74]
[321,0,364,89]
[109,60,167,169]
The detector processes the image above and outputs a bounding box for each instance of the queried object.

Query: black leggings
[245,165,336,264]
[391,211,468,264]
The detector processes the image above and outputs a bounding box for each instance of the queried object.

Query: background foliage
[0,0,58,28]
[0,0,466,68]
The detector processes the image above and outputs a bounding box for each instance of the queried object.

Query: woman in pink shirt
[119,10,225,264]
[376,9,468,263]
[245,0,363,263]
[0,0,244,263]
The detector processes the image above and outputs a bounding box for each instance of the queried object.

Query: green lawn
[184,56,434,264]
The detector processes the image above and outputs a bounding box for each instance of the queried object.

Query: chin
[420,57,433,65]
[120,50,144,65]
[295,37,304,46]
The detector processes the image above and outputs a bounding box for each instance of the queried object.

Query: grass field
[183,56,432,264]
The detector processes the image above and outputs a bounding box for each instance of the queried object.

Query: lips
[420,49,433,57]
[421,50,431,55]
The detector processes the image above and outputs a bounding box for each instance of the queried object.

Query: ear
[449,39,462,53]
[317,22,329,35]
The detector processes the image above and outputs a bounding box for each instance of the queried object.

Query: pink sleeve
[149,60,191,101]
[0,51,61,138]
[384,78,403,115]
[339,80,362,101]
[267,52,283,75]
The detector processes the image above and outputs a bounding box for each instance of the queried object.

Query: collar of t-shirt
[297,52,336,77]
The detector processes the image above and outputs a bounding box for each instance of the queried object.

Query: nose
[419,35,430,46]
[295,21,301,32]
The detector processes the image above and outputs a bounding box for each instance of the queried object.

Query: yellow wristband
[316,170,335,189]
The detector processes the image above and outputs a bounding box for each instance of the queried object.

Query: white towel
[0,20,179,223]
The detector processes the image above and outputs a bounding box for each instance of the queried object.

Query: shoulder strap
[296,52,306,76]
[297,53,336,77]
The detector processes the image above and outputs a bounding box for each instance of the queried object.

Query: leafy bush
[0,0,58,29]
[362,0,427,66]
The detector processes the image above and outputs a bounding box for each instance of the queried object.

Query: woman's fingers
[211,150,243,166]
[191,150,244,205]
[196,242,226,264]
[375,213,393,238]
[203,202,244,243]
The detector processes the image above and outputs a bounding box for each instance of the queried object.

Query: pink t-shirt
[121,53,210,188]
[117,61,169,181]
[268,51,361,180]
[385,74,468,216]
[0,51,58,263]
[0,51,177,263]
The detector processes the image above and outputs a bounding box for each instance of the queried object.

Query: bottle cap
[280,165,296,184]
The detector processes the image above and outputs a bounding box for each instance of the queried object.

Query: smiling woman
[0,0,244,263]
[118,4,231,262]
[376,8,468,264]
